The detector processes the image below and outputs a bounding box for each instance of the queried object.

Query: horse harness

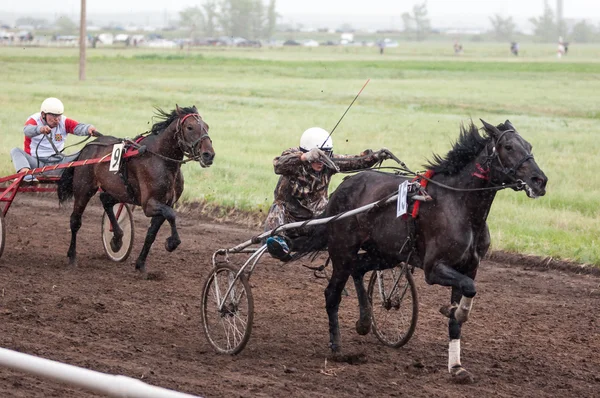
[174,113,212,163]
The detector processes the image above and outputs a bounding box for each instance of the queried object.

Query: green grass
[0,42,598,265]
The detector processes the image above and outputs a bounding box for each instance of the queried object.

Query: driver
[264,127,392,261]
[10,97,98,182]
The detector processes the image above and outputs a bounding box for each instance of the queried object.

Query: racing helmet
[299,127,333,152]
[40,97,64,115]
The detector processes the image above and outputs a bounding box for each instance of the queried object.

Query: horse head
[481,119,547,198]
[176,104,215,168]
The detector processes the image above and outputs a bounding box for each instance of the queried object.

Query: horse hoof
[355,319,371,336]
[165,238,181,252]
[450,366,475,384]
[110,237,123,252]
[328,342,341,353]
[439,303,457,319]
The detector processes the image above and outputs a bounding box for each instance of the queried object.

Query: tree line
[11,0,600,43]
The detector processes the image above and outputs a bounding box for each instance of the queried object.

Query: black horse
[293,120,547,382]
[58,105,215,274]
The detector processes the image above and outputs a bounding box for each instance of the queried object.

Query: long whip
[320,78,370,148]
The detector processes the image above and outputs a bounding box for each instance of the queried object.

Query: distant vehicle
[302,39,319,47]
[283,39,300,46]
[237,39,262,48]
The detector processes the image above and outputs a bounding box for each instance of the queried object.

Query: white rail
[0,347,202,398]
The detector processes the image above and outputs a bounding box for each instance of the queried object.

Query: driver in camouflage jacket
[264,127,392,261]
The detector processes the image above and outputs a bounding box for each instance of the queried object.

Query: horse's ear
[175,104,183,115]
[504,119,517,132]
[480,119,500,137]
[192,105,198,113]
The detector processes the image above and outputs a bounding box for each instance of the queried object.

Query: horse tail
[290,212,330,261]
[57,165,75,204]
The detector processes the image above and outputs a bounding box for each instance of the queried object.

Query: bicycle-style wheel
[367,265,419,348]
[101,203,134,262]
[202,264,254,355]
[0,212,5,259]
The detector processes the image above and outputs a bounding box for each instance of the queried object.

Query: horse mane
[149,106,197,135]
[424,122,492,175]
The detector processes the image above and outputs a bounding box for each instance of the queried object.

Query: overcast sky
[1,0,596,19]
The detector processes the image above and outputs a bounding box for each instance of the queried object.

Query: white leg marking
[454,296,473,323]
[448,339,461,372]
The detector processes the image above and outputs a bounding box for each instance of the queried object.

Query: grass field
[0,42,598,265]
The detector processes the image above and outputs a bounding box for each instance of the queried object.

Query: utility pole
[79,0,86,81]
[556,0,564,38]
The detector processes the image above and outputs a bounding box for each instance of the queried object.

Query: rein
[118,113,211,164]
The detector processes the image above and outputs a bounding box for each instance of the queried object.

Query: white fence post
[0,347,202,398]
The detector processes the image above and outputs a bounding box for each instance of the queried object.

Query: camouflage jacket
[268,147,380,223]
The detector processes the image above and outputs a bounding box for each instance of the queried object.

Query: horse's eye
[504,145,513,151]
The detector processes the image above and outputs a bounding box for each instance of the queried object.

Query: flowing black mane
[149,106,197,135]
[425,122,491,175]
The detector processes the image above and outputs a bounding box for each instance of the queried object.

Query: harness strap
[411,169,434,218]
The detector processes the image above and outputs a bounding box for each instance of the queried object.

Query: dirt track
[0,196,598,397]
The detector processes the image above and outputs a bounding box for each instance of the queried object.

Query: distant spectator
[453,40,463,55]
[557,36,566,58]
[510,42,519,56]
[378,40,385,55]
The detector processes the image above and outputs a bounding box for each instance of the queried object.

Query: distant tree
[338,23,355,33]
[249,0,264,40]
[414,2,430,41]
[489,14,516,41]
[55,15,77,34]
[264,0,278,39]
[219,0,256,38]
[401,12,414,37]
[180,7,205,43]
[202,0,218,38]
[15,17,48,29]
[529,1,557,42]
[571,20,597,43]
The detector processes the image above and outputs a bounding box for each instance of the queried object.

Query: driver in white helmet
[10,97,98,181]
[264,127,392,261]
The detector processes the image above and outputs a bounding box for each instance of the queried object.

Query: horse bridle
[482,129,534,189]
[176,113,211,161]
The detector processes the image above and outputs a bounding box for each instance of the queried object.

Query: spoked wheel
[367,264,419,348]
[101,203,134,262]
[202,264,254,355]
[0,212,5,259]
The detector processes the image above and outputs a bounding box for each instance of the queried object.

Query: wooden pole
[79,0,86,81]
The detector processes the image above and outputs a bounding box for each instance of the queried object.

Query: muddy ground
[0,196,598,397]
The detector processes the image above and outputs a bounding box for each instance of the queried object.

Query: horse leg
[352,271,371,335]
[161,204,181,252]
[447,286,474,383]
[67,190,96,267]
[425,262,476,383]
[99,192,123,252]
[135,215,165,273]
[143,199,181,253]
[325,264,351,352]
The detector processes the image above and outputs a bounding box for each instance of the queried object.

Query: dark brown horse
[293,120,547,382]
[58,105,214,274]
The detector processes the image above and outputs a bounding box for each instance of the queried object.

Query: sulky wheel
[101,203,134,262]
[0,212,5,259]
[202,263,254,355]
[367,264,419,348]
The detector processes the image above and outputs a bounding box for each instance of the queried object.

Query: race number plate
[109,143,124,172]
[396,180,408,217]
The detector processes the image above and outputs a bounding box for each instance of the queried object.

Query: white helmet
[300,127,333,152]
[40,97,64,115]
